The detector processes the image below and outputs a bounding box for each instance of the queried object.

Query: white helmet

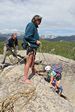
[45,65,51,71]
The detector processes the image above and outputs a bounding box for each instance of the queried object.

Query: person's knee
[26,54,34,66]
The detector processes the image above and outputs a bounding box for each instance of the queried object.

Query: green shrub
[0,39,75,60]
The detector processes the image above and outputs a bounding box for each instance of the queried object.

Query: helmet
[45,65,51,71]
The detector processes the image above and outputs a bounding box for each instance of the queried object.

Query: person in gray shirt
[2,33,18,64]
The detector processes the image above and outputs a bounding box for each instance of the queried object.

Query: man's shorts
[26,47,37,56]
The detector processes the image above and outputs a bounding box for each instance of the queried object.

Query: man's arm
[25,23,37,43]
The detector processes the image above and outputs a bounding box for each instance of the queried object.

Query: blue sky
[0,0,75,36]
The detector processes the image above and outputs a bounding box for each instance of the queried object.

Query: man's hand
[36,40,41,45]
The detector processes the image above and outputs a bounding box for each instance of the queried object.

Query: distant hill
[45,35,75,41]
[0,33,9,41]
[0,33,75,41]
[0,33,24,41]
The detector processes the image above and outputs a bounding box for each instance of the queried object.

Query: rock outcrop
[0,51,75,112]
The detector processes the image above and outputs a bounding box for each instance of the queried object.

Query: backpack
[51,64,63,74]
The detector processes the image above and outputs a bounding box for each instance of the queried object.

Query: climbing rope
[40,44,49,65]
[0,88,36,112]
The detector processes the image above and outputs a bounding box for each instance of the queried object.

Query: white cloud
[0,0,75,35]
[0,28,23,34]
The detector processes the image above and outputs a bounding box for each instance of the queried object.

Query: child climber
[45,64,63,94]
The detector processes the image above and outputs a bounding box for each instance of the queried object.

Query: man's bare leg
[24,54,33,83]
[31,54,37,75]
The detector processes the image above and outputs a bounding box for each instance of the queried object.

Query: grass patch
[38,40,75,60]
[0,40,75,60]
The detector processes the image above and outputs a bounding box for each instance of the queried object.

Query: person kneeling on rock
[2,33,18,64]
[44,64,63,94]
